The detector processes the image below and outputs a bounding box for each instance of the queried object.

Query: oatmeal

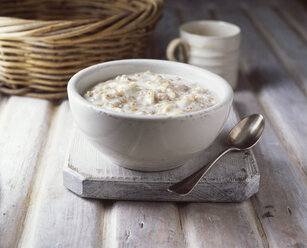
[84,71,216,115]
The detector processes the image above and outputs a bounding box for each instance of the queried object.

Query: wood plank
[234,89,307,248]
[273,6,307,43]
[180,202,266,248]
[102,202,185,248]
[216,2,307,174]
[0,97,52,248]
[211,3,307,247]
[17,101,104,248]
[244,4,307,95]
[148,3,269,247]
[64,108,259,202]
[273,0,307,28]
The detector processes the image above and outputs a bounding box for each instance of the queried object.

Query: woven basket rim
[0,0,163,23]
[0,0,164,99]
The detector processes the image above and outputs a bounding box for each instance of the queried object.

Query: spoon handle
[168,147,236,196]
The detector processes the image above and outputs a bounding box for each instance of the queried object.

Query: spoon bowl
[229,114,265,149]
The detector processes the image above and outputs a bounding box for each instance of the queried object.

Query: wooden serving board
[63,108,260,202]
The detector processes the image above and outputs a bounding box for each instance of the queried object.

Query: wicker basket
[0,0,163,99]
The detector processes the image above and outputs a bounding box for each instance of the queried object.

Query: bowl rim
[67,59,233,121]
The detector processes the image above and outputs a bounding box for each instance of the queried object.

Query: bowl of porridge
[68,59,233,171]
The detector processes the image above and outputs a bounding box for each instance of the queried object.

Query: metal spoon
[168,114,265,196]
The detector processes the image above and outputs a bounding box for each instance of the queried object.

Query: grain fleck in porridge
[84,71,216,115]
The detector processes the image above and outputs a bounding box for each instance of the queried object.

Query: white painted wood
[274,0,307,28]
[64,108,260,202]
[246,5,307,95]
[102,202,185,248]
[0,97,52,248]
[212,3,307,247]
[180,202,265,248]
[274,6,307,43]
[18,102,104,248]
[218,2,307,175]
[234,90,307,247]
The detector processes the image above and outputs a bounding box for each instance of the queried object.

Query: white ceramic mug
[167,20,241,89]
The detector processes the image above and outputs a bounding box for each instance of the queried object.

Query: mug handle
[166,38,189,63]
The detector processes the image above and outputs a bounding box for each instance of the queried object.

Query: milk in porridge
[84,71,216,116]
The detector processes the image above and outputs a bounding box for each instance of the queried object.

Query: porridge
[84,71,216,115]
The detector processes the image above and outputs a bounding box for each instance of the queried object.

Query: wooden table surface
[0,0,306,247]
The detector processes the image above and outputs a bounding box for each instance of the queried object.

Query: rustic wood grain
[180,202,265,248]
[211,2,307,247]
[64,108,259,202]
[216,2,307,174]
[102,202,185,248]
[245,4,307,95]
[234,89,307,248]
[17,102,104,248]
[0,97,52,248]
[274,0,307,29]
[273,6,307,43]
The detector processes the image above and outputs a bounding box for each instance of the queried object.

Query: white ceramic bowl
[68,59,233,171]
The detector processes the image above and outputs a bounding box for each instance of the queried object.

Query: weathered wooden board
[234,89,307,248]
[102,202,185,248]
[0,97,52,248]
[215,4,307,246]
[63,108,260,202]
[17,102,104,248]
[180,202,265,248]
[276,0,307,31]
[237,4,307,174]
[246,4,307,95]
